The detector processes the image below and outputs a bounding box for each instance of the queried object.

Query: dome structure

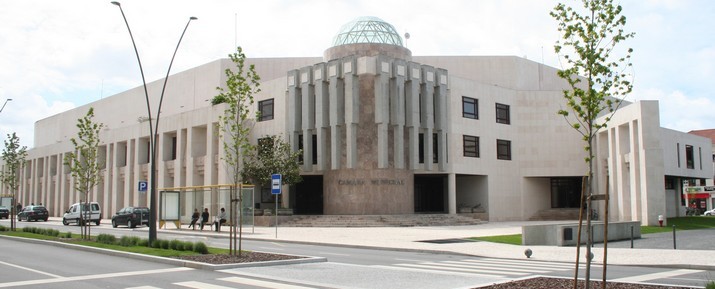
[332,16,404,47]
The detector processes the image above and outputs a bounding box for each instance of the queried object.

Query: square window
[463,135,479,158]
[462,96,478,119]
[496,103,510,124]
[497,139,511,160]
[258,99,274,121]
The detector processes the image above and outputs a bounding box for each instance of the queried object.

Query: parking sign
[138,181,148,192]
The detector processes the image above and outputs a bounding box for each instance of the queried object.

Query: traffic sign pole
[271,174,282,238]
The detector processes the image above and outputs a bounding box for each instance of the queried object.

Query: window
[463,135,479,158]
[496,103,510,124]
[677,143,681,167]
[462,96,478,119]
[298,134,317,165]
[258,99,274,121]
[418,133,438,163]
[686,145,694,169]
[497,139,511,160]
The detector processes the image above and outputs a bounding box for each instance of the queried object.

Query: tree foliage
[551,1,634,288]
[64,107,104,239]
[1,132,27,231]
[242,135,302,187]
[216,46,261,256]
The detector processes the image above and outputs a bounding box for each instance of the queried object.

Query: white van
[63,202,102,225]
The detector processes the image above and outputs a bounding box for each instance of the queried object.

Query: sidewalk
[158,220,715,270]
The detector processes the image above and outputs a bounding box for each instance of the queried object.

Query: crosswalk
[127,276,319,289]
[373,257,596,278]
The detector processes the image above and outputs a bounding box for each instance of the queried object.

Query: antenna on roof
[404,32,410,48]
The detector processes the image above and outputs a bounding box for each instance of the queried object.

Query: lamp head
[111,1,120,6]
[7,99,11,101]
[190,17,198,20]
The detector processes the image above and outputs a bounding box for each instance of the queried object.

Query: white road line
[0,267,193,288]
[175,281,235,289]
[371,264,506,278]
[610,269,704,283]
[220,276,318,289]
[258,246,285,251]
[317,252,350,256]
[126,286,162,289]
[393,258,423,262]
[438,261,553,274]
[0,260,63,278]
[456,259,579,270]
[393,263,529,276]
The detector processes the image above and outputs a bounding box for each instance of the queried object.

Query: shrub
[46,229,60,237]
[170,239,183,251]
[151,240,162,248]
[706,281,715,289]
[118,236,140,247]
[193,242,209,254]
[96,234,117,245]
[160,240,170,250]
[183,241,194,251]
[0,225,7,232]
[138,238,149,247]
[63,231,72,238]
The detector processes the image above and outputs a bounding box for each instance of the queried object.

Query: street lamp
[111,1,196,243]
[0,99,12,114]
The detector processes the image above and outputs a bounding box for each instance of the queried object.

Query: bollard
[630,225,634,249]
[672,225,676,250]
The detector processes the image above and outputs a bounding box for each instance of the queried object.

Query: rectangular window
[497,139,512,160]
[462,96,478,119]
[677,143,681,168]
[418,133,438,163]
[699,147,702,170]
[258,99,274,121]
[463,135,479,158]
[686,145,694,169]
[496,103,510,124]
[297,134,317,165]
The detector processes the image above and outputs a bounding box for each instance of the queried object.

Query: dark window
[297,134,317,165]
[686,145,694,169]
[699,147,702,170]
[677,143,681,167]
[258,99,274,121]
[496,103,510,124]
[418,133,438,164]
[497,139,511,160]
[462,96,478,119]
[257,137,272,155]
[551,178,582,208]
[463,135,479,158]
[171,136,177,160]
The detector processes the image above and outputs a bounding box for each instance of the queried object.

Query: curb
[0,234,326,270]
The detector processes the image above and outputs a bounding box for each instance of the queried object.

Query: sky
[0,0,713,148]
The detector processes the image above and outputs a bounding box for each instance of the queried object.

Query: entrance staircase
[277,214,484,227]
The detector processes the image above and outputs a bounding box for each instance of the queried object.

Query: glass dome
[332,16,404,47]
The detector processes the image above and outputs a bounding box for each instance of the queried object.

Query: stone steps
[529,208,581,221]
[278,214,484,227]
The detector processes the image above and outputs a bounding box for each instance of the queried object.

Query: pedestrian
[213,208,226,232]
[188,208,200,230]
[200,208,209,230]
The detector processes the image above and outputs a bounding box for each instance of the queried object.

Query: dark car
[111,207,149,228]
[0,206,9,219]
[17,205,49,222]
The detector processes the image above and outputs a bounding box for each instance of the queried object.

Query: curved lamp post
[111,1,196,243]
[0,99,12,114]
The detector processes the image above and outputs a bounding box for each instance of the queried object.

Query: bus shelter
[159,184,254,232]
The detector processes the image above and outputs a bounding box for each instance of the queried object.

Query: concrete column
[300,66,315,171]
[343,57,359,169]
[287,70,302,154]
[448,173,456,214]
[392,60,407,169]
[375,56,391,169]
[435,69,449,172]
[313,63,329,171]
[103,146,113,218]
[328,59,344,170]
[421,65,435,171]
[406,62,422,170]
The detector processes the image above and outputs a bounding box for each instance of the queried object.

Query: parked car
[17,205,49,222]
[703,208,715,216]
[0,206,9,219]
[111,207,149,228]
[63,202,102,226]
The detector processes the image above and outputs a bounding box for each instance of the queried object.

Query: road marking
[371,264,505,278]
[393,263,529,276]
[0,260,63,278]
[317,252,349,256]
[610,269,703,282]
[175,281,235,289]
[0,267,193,288]
[126,286,162,289]
[259,246,285,251]
[439,261,553,274]
[456,259,580,270]
[220,276,318,289]
[393,258,423,262]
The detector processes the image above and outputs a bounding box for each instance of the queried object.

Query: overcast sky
[1,0,713,148]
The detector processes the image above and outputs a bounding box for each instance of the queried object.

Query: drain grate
[417,238,478,244]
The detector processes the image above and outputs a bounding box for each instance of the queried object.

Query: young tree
[1,132,27,231]
[64,107,104,240]
[242,135,303,199]
[551,0,634,288]
[216,46,261,256]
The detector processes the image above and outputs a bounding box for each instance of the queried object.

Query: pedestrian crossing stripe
[173,277,318,289]
[610,269,704,283]
[374,258,598,277]
[371,264,508,278]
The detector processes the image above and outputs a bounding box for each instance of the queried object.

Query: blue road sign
[138,181,148,192]
[271,174,282,195]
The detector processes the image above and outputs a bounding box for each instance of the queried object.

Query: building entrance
[293,175,323,215]
[414,175,447,213]
[551,177,583,208]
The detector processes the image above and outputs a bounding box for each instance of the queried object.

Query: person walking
[200,208,209,230]
[213,208,226,232]
[188,209,200,230]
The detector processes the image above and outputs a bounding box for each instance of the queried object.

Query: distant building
[1,17,711,225]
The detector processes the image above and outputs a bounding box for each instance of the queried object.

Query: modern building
[1,17,711,226]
